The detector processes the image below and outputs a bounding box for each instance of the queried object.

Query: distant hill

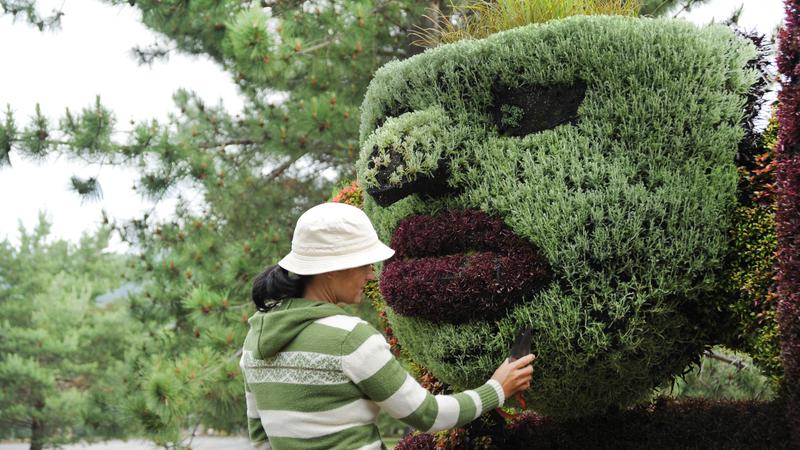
[95,282,142,305]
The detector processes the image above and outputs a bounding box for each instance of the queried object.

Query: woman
[240,202,534,449]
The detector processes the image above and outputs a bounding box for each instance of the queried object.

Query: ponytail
[251,265,310,312]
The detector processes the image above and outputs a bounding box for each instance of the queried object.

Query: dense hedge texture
[728,115,783,383]
[356,16,757,417]
[396,399,790,449]
[776,0,800,445]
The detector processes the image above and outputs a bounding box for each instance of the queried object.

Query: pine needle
[69,176,103,202]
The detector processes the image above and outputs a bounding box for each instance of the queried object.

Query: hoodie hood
[244,298,346,359]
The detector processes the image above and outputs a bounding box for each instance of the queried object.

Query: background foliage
[727,113,783,385]
[0,216,138,450]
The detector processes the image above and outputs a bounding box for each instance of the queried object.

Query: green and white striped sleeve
[244,379,271,449]
[341,323,504,432]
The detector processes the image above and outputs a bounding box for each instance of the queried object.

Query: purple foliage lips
[380,209,553,324]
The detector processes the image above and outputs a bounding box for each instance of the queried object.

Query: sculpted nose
[359,107,460,207]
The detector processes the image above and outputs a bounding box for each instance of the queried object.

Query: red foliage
[776,0,800,446]
[331,180,364,207]
[418,369,446,395]
[381,210,552,323]
[395,433,436,450]
[751,150,778,205]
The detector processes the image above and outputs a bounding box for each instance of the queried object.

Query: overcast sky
[0,0,787,252]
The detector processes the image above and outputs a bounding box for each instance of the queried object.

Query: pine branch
[0,0,64,31]
[197,138,262,149]
[703,350,749,370]
[294,39,336,55]
[671,0,711,19]
[69,176,103,203]
[131,41,175,65]
[6,135,265,158]
[647,0,673,17]
[182,421,201,449]
[264,153,306,182]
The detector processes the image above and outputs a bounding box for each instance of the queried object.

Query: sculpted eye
[490,80,587,137]
[374,103,413,129]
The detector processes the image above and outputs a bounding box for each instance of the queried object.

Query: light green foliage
[657,347,776,401]
[223,7,279,84]
[1,96,116,172]
[357,16,756,417]
[20,104,50,158]
[122,345,242,446]
[59,96,115,154]
[0,106,16,166]
[498,104,524,129]
[0,215,138,448]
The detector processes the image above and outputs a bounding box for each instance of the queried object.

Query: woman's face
[331,264,375,304]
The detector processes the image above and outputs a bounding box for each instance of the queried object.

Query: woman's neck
[302,277,336,304]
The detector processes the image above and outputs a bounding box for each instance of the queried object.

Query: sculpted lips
[380,209,553,324]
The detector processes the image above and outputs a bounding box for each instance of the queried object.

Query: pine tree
[0,214,139,450]
[4,0,430,445]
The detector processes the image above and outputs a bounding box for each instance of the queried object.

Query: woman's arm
[341,322,509,432]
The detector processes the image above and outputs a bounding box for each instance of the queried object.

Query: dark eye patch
[490,80,587,137]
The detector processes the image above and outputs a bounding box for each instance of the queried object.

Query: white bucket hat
[278,202,395,275]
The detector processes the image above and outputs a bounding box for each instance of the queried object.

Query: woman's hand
[491,354,536,399]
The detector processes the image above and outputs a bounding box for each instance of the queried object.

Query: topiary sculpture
[355,15,760,418]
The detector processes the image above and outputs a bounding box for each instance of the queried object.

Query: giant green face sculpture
[356,16,755,417]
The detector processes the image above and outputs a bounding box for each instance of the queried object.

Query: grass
[412,0,642,48]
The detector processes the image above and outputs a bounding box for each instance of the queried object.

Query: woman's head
[251,202,393,309]
[278,202,394,275]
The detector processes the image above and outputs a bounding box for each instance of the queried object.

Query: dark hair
[251,265,310,312]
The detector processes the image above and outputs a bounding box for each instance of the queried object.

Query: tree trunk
[29,416,44,450]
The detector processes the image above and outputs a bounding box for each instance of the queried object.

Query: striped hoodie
[240,298,505,449]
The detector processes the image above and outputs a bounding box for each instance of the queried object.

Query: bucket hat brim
[278,241,395,275]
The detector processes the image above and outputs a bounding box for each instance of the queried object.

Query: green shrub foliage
[356,16,756,417]
[727,116,782,384]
